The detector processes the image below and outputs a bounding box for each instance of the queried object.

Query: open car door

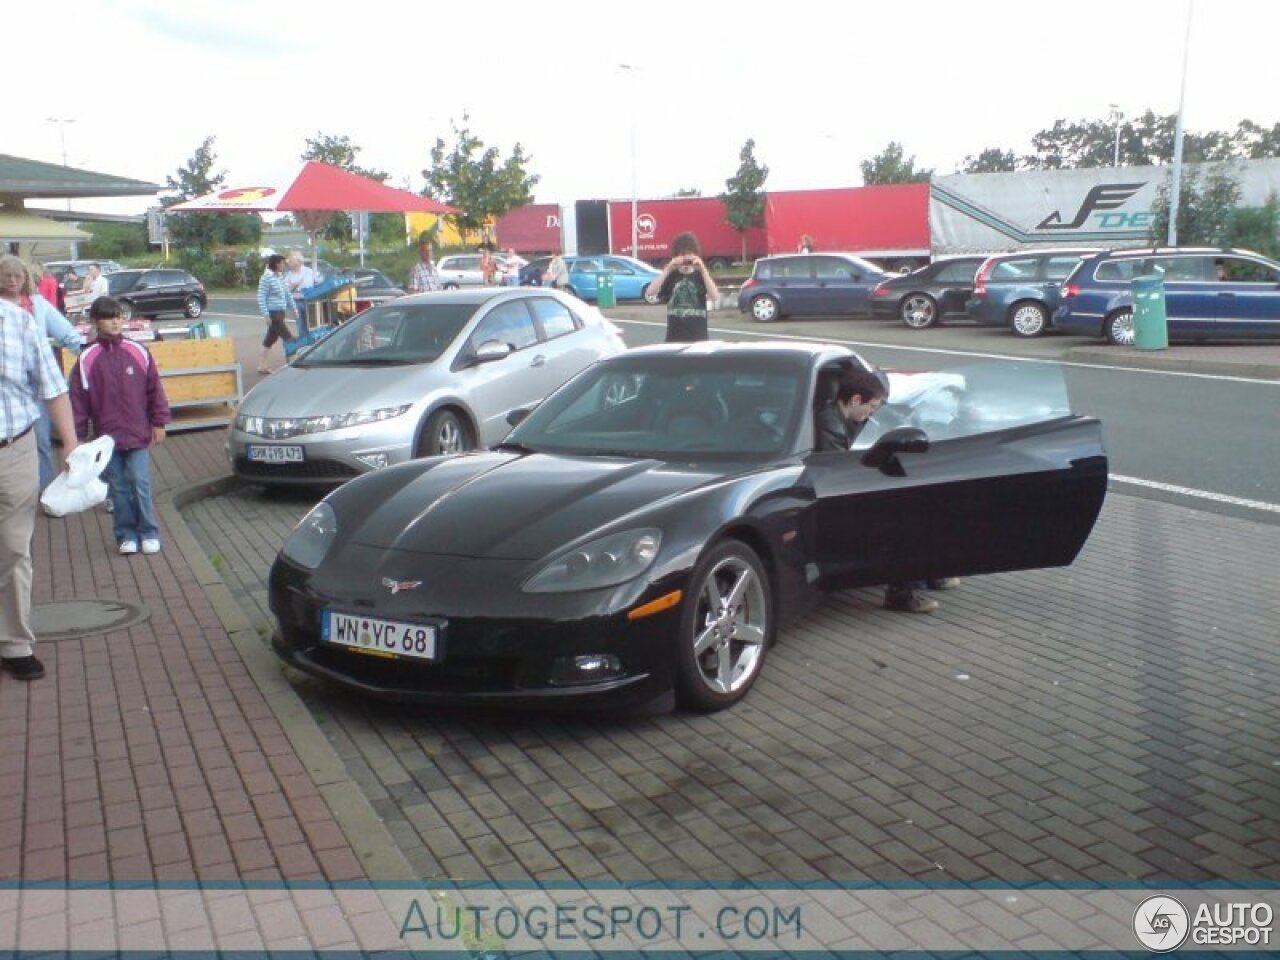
[805,364,1107,591]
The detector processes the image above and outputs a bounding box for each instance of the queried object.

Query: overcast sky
[11,0,1276,216]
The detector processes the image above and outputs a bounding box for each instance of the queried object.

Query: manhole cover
[32,600,150,641]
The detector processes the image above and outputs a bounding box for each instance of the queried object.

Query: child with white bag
[69,297,172,556]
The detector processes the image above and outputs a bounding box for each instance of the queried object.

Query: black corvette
[269,341,1107,712]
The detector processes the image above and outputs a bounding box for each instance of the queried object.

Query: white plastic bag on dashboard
[39,434,115,517]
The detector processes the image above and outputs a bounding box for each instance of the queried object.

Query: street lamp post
[47,116,77,255]
[1108,104,1123,167]
[1167,0,1194,246]
[619,64,641,259]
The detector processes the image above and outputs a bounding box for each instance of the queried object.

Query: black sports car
[868,256,987,329]
[269,341,1107,712]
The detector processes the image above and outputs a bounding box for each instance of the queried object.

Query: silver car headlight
[236,405,412,438]
[523,529,661,593]
[281,502,338,569]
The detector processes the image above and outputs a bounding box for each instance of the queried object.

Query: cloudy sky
[10,0,1276,216]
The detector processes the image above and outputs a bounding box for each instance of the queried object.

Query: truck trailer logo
[637,214,656,239]
[1036,182,1146,230]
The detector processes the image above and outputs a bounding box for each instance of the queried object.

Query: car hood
[344,451,732,561]
[239,363,432,417]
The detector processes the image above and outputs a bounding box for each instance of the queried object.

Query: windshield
[107,273,141,294]
[295,302,476,367]
[508,353,809,460]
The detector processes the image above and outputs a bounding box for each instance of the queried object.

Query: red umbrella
[169,161,457,266]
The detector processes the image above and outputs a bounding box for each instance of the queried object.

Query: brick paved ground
[181,429,1280,885]
[3,434,366,887]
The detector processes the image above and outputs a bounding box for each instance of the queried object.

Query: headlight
[236,405,412,438]
[281,502,338,569]
[523,529,661,593]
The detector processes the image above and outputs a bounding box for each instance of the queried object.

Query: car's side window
[775,259,812,279]
[472,301,539,351]
[1156,256,1211,282]
[936,261,978,282]
[1216,258,1279,283]
[529,298,579,340]
[1095,259,1144,282]
[1044,257,1082,280]
[570,259,599,273]
[991,258,1037,280]
[814,257,854,280]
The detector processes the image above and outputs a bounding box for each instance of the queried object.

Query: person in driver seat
[813,363,958,614]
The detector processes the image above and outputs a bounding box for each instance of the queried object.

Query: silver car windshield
[296,303,476,367]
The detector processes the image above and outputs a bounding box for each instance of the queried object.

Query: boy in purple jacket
[69,297,172,555]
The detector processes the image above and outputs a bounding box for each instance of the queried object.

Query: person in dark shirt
[813,363,956,614]
[645,232,720,343]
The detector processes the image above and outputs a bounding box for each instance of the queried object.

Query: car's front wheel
[675,540,773,712]
[750,295,780,323]
[899,294,938,329]
[416,409,470,457]
[1009,301,1049,337]
[1105,308,1135,346]
[184,295,204,319]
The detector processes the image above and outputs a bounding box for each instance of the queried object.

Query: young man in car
[814,363,958,614]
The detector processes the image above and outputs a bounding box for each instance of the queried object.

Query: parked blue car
[1055,247,1280,344]
[967,249,1096,337]
[738,253,889,322]
[560,255,662,303]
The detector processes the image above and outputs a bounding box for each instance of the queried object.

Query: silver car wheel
[1106,309,1135,346]
[1010,302,1049,337]
[682,546,769,707]
[184,295,204,318]
[750,295,780,322]
[900,295,937,329]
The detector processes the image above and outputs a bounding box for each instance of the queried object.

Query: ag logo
[637,213,656,239]
[1133,895,1190,952]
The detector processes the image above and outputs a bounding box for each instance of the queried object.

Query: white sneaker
[119,540,138,555]
[141,538,161,555]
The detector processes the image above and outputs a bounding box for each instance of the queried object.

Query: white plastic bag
[40,435,116,517]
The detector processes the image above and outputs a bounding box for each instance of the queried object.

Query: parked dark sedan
[967,249,1095,337]
[737,253,890,322]
[868,256,987,328]
[269,341,1107,713]
[105,268,207,321]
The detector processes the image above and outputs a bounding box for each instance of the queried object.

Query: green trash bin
[1130,273,1168,350]
[596,271,616,308]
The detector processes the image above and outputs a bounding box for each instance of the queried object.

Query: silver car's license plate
[247,444,303,463]
[322,610,439,661]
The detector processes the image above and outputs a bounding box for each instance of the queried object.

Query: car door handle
[1218,291,1236,297]
[530,354,548,367]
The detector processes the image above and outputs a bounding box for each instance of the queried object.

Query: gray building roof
[0,153,160,200]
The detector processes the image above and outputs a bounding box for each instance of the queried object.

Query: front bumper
[227,424,416,486]
[269,549,682,709]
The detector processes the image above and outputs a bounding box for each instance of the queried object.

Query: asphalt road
[207,296,1280,521]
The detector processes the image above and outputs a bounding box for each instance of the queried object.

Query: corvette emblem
[381,577,422,595]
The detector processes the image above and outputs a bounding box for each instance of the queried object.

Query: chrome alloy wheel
[689,554,768,697]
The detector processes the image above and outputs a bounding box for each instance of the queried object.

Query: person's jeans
[294,298,310,335]
[35,413,54,492]
[107,448,159,545]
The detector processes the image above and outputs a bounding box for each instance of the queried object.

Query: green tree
[961,148,1019,173]
[301,132,395,251]
[719,138,769,263]
[1234,120,1280,159]
[423,114,539,241]
[83,221,148,259]
[673,187,702,197]
[162,136,261,254]
[1227,193,1280,259]
[1147,163,1243,247]
[860,142,932,185]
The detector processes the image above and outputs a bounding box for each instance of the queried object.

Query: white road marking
[1111,475,1280,514]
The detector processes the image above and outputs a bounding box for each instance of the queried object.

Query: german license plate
[247,444,303,463]
[322,610,439,661]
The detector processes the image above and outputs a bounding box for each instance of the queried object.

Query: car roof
[1087,246,1264,258]
[395,287,571,307]
[623,339,859,364]
[980,248,1101,261]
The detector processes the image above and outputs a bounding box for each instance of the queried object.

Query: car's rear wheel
[183,295,204,318]
[416,409,470,457]
[675,540,772,712]
[750,295,780,323]
[1105,308,1135,346]
[1009,301,1049,337]
[442,282,460,290]
[899,294,938,329]
[118,300,134,322]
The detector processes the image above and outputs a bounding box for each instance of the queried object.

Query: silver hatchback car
[228,288,625,486]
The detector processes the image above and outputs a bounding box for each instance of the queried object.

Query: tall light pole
[618,64,641,259]
[1167,0,1194,246]
[1108,104,1123,167]
[47,117,77,255]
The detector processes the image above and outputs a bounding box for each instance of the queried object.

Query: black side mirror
[861,426,930,477]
